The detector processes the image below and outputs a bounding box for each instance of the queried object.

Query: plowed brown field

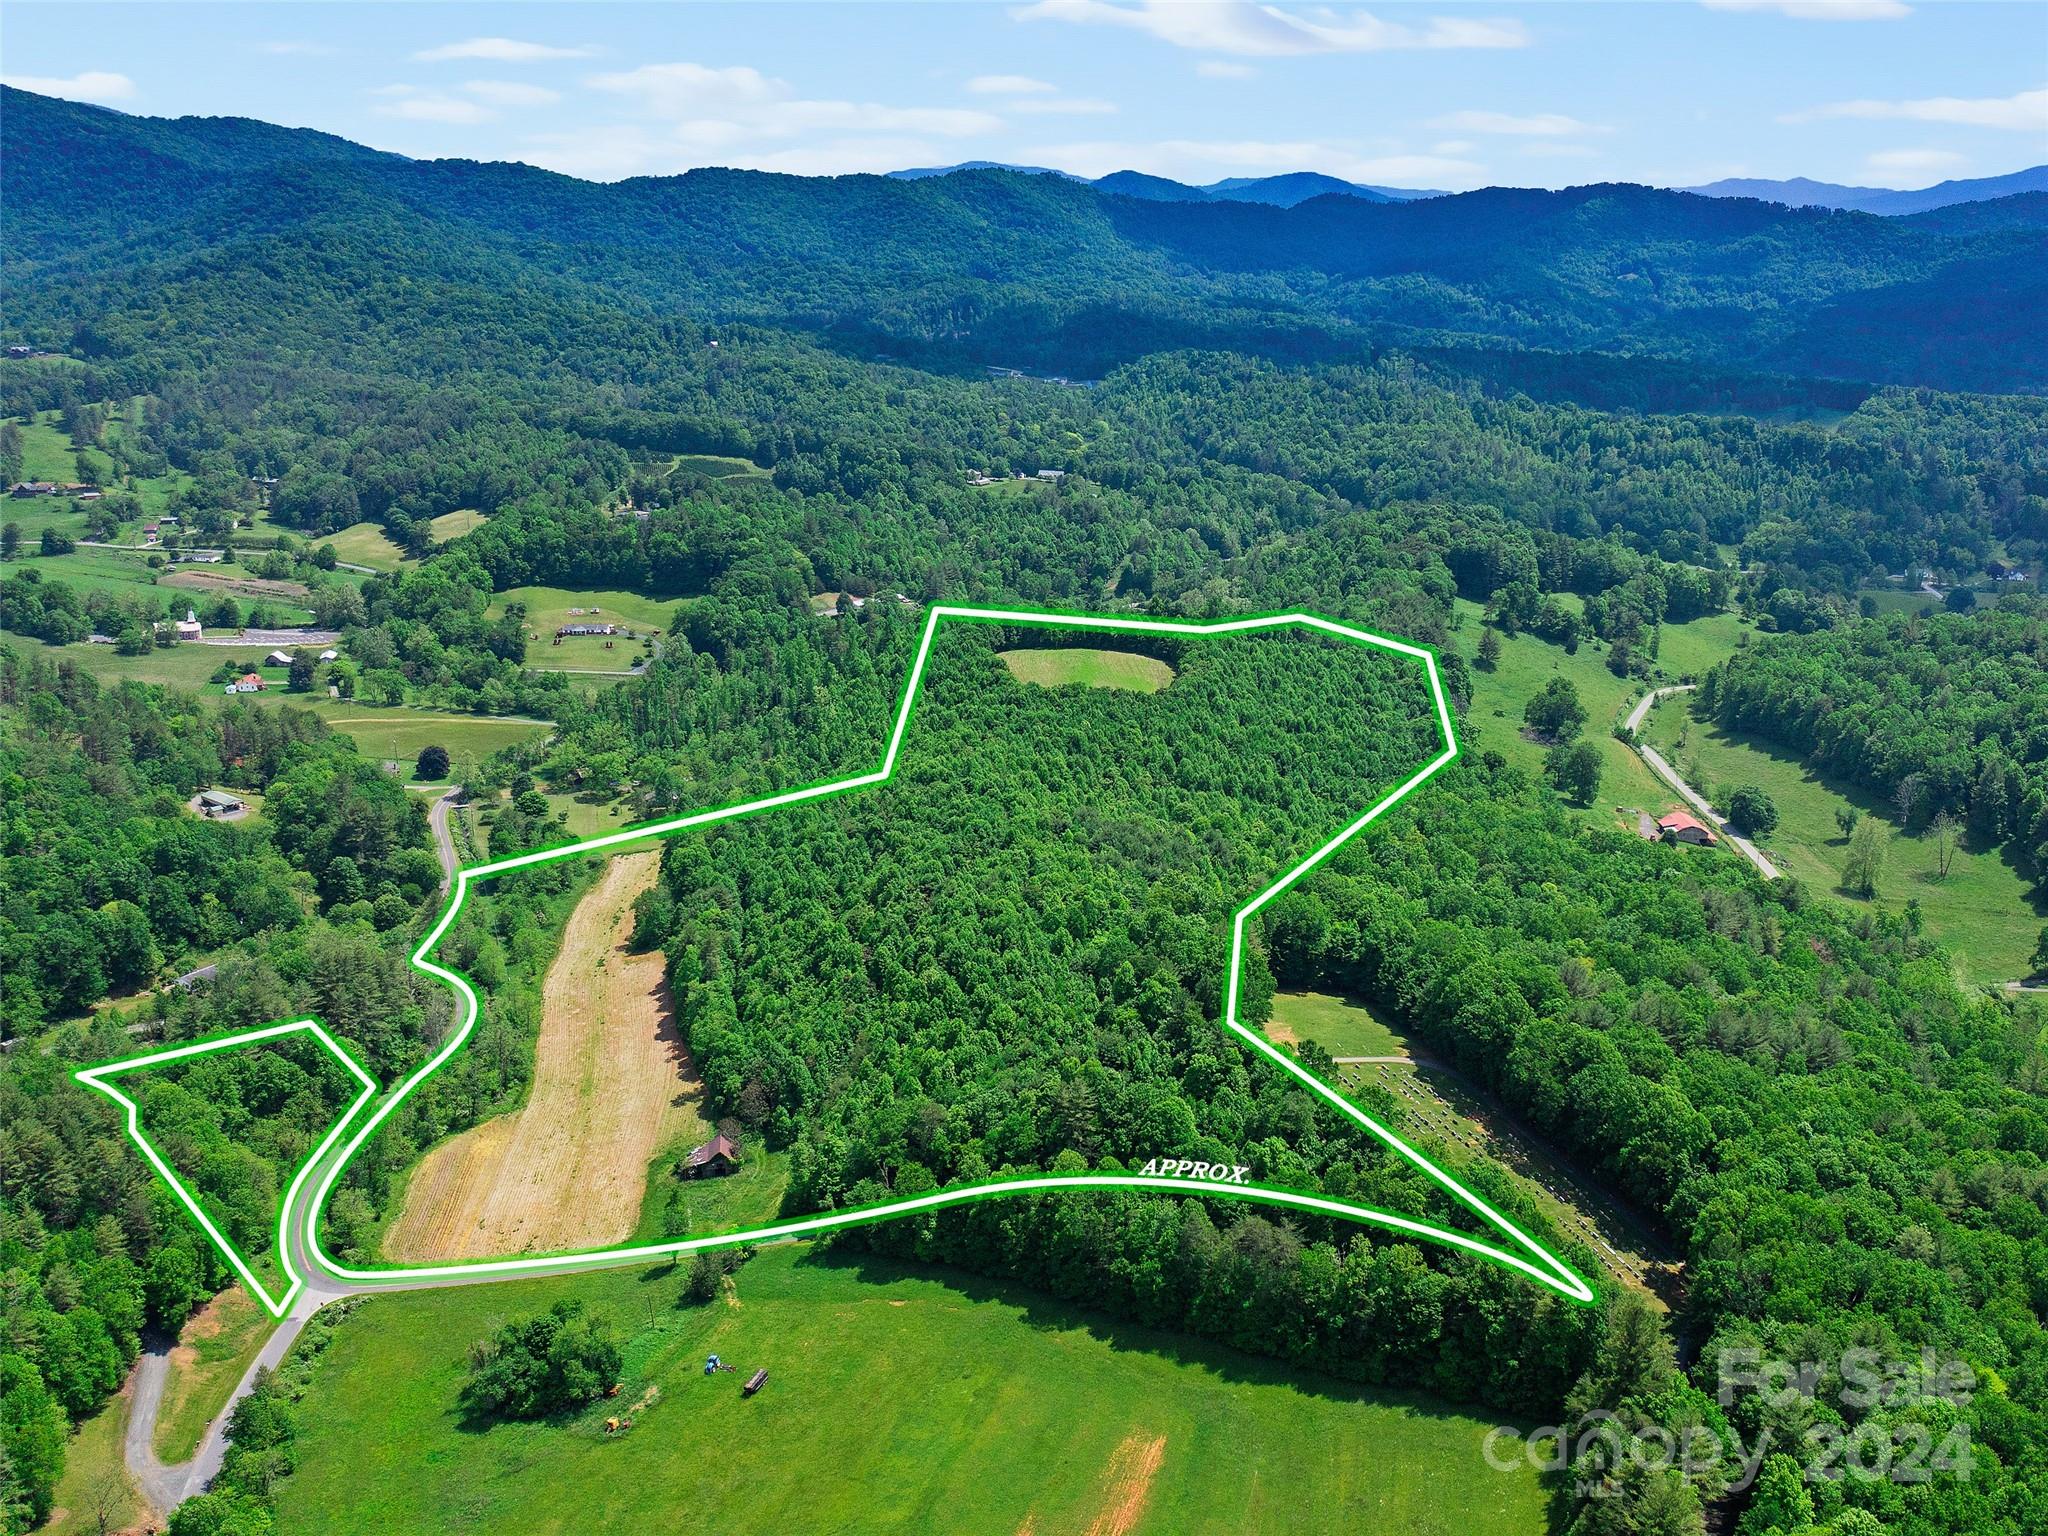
[385,851,706,1260]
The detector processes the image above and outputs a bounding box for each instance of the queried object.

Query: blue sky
[6,2,2044,190]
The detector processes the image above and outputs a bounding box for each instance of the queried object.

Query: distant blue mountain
[888,160,1081,182]
[886,163,1442,206]
[1684,165,2048,216]
[893,159,2045,217]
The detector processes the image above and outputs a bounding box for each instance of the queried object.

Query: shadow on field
[796,1246,1532,1431]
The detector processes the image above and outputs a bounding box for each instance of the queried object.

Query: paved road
[1625,683,1692,735]
[1626,686,1783,881]
[123,1333,186,1516]
[424,786,462,891]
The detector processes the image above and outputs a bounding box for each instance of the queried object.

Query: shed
[198,789,244,816]
[265,649,294,666]
[683,1133,739,1179]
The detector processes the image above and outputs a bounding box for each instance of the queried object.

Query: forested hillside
[3,83,2046,1536]
[6,86,2047,392]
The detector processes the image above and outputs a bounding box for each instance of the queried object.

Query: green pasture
[276,1243,1548,1536]
[1266,990,1410,1058]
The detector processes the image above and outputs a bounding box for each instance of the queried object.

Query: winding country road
[1625,685,1782,880]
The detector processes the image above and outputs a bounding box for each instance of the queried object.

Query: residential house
[1657,810,1715,846]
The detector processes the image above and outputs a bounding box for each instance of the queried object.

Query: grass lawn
[2,546,170,605]
[1644,700,2042,984]
[1266,990,1409,1057]
[43,1389,144,1536]
[428,508,490,541]
[999,646,1176,693]
[1453,599,1752,832]
[14,413,84,482]
[671,453,768,479]
[309,705,551,772]
[1859,588,1939,617]
[632,1147,792,1244]
[321,521,411,571]
[153,1285,276,1462]
[276,1244,1548,1536]
[490,585,680,673]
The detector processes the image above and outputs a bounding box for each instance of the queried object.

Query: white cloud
[1011,96,1118,116]
[2,70,135,104]
[1019,136,1485,187]
[587,62,1001,139]
[1197,61,1256,79]
[968,74,1057,95]
[1784,86,2048,131]
[463,80,561,108]
[1431,138,1476,155]
[413,37,596,63]
[1702,0,1910,19]
[1865,147,1967,176]
[1429,110,1606,137]
[1013,1,1527,57]
[371,85,495,125]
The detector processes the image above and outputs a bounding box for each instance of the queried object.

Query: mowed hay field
[276,1245,1548,1536]
[385,851,707,1260]
[1000,646,1175,693]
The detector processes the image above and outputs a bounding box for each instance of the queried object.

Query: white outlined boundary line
[75,1021,380,1317]
[81,605,1597,1318]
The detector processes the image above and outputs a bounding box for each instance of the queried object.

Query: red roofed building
[1657,810,1714,845]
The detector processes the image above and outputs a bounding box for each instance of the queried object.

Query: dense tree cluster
[462,1301,621,1422]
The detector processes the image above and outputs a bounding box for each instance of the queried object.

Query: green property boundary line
[78,604,1598,1320]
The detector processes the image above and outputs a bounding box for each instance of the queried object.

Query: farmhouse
[197,789,244,817]
[10,481,56,497]
[682,1133,740,1179]
[1037,468,1067,482]
[557,622,618,637]
[4,346,31,360]
[228,672,266,693]
[1657,810,1715,846]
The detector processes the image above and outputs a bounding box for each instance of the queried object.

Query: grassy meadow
[319,520,410,571]
[1266,990,1410,1058]
[275,1244,1548,1536]
[489,584,680,673]
[1644,699,2042,984]
[999,646,1176,693]
[153,1286,276,1462]
[428,507,490,541]
[42,1391,143,1536]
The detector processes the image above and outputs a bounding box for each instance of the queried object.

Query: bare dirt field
[385,851,708,1260]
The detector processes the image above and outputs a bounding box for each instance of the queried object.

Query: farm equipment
[743,1368,769,1397]
[704,1353,735,1375]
